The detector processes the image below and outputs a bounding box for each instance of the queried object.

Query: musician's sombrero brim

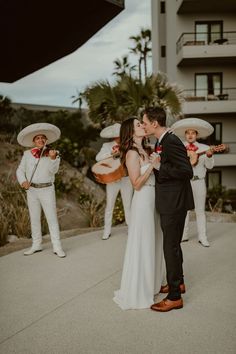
[100,123,121,138]
[171,118,214,139]
[17,123,61,147]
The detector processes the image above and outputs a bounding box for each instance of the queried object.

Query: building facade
[151,0,236,189]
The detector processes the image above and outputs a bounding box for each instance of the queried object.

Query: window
[207,171,222,189]
[160,1,165,14]
[200,122,222,146]
[195,21,223,44]
[161,45,166,58]
[195,73,222,98]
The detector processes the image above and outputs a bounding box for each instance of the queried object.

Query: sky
[0,0,151,108]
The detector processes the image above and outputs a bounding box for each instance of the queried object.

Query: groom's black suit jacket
[154,132,194,214]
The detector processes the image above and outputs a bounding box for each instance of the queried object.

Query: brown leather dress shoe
[160,283,186,294]
[150,297,183,312]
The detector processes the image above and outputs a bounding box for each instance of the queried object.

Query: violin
[187,144,228,166]
[31,146,60,159]
[42,146,60,157]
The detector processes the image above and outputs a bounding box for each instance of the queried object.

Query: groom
[142,107,194,312]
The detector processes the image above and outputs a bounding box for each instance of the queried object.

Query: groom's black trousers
[160,211,187,301]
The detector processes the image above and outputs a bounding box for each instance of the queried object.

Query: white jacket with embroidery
[16,150,60,185]
[184,141,214,179]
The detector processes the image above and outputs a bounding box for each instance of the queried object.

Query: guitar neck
[197,144,226,156]
[197,150,208,157]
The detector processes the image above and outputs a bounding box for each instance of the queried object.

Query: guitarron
[92,156,126,184]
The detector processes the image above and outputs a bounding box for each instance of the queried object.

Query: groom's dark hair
[141,107,166,127]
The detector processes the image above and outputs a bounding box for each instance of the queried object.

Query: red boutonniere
[155,145,162,153]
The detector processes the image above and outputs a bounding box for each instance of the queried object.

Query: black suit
[154,132,194,300]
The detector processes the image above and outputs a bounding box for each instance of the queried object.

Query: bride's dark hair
[120,117,147,170]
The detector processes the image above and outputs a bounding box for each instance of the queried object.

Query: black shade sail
[0,0,124,82]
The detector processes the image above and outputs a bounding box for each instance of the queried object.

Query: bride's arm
[126,150,157,191]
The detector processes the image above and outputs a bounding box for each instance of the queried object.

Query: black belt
[30,182,53,188]
[192,176,204,181]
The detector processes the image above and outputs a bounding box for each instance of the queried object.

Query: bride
[113,117,165,310]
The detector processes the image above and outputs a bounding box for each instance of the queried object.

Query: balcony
[177,0,236,14]
[214,143,236,167]
[176,32,236,66]
[182,88,236,115]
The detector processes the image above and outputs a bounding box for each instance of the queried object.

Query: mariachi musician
[171,118,216,247]
[16,123,66,257]
[95,123,133,240]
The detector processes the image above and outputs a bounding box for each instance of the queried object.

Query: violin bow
[28,140,48,185]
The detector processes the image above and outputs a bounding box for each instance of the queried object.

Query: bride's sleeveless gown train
[113,164,165,310]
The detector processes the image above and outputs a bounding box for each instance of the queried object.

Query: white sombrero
[171,118,214,139]
[100,123,121,138]
[17,123,61,147]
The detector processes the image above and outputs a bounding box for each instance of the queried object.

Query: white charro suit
[183,142,214,243]
[16,150,63,251]
[96,141,133,239]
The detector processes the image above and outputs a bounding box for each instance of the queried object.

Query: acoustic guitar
[187,144,228,166]
[92,155,126,184]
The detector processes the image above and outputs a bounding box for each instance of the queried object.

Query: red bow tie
[186,143,198,152]
[31,148,42,158]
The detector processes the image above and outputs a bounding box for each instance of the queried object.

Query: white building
[151,0,236,189]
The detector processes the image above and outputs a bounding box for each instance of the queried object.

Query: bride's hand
[149,153,161,169]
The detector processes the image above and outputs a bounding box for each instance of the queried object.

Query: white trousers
[183,179,208,242]
[103,177,133,238]
[26,185,62,250]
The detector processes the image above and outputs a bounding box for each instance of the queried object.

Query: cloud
[0,0,151,107]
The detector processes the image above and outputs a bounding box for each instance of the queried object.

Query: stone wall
[189,210,236,223]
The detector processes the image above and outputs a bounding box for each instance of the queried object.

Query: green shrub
[206,185,236,213]
[78,192,105,227]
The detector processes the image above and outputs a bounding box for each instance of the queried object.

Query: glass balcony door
[195,24,208,44]
[195,73,222,98]
[195,21,223,44]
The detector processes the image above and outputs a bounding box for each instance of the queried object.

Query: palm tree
[83,73,184,127]
[129,38,143,81]
[82,80,124,126]
[112,55,136,78]
[129,28,152,81]
[116,74,150,114]
[140,29,152,79]
[148,73,184,115]
[71,90,83,110]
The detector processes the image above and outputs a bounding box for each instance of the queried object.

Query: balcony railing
[177,31,236,54]
[183,88,236,102]
[227,142,236,154]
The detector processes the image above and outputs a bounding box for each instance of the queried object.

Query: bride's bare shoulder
[126,150,140,170]
[126,149,139,160]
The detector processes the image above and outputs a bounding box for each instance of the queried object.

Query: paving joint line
[0,268,121,346]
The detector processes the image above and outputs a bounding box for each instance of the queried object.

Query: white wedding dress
[113,164,165,310]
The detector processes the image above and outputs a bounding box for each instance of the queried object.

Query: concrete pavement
[0,222,236,354]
